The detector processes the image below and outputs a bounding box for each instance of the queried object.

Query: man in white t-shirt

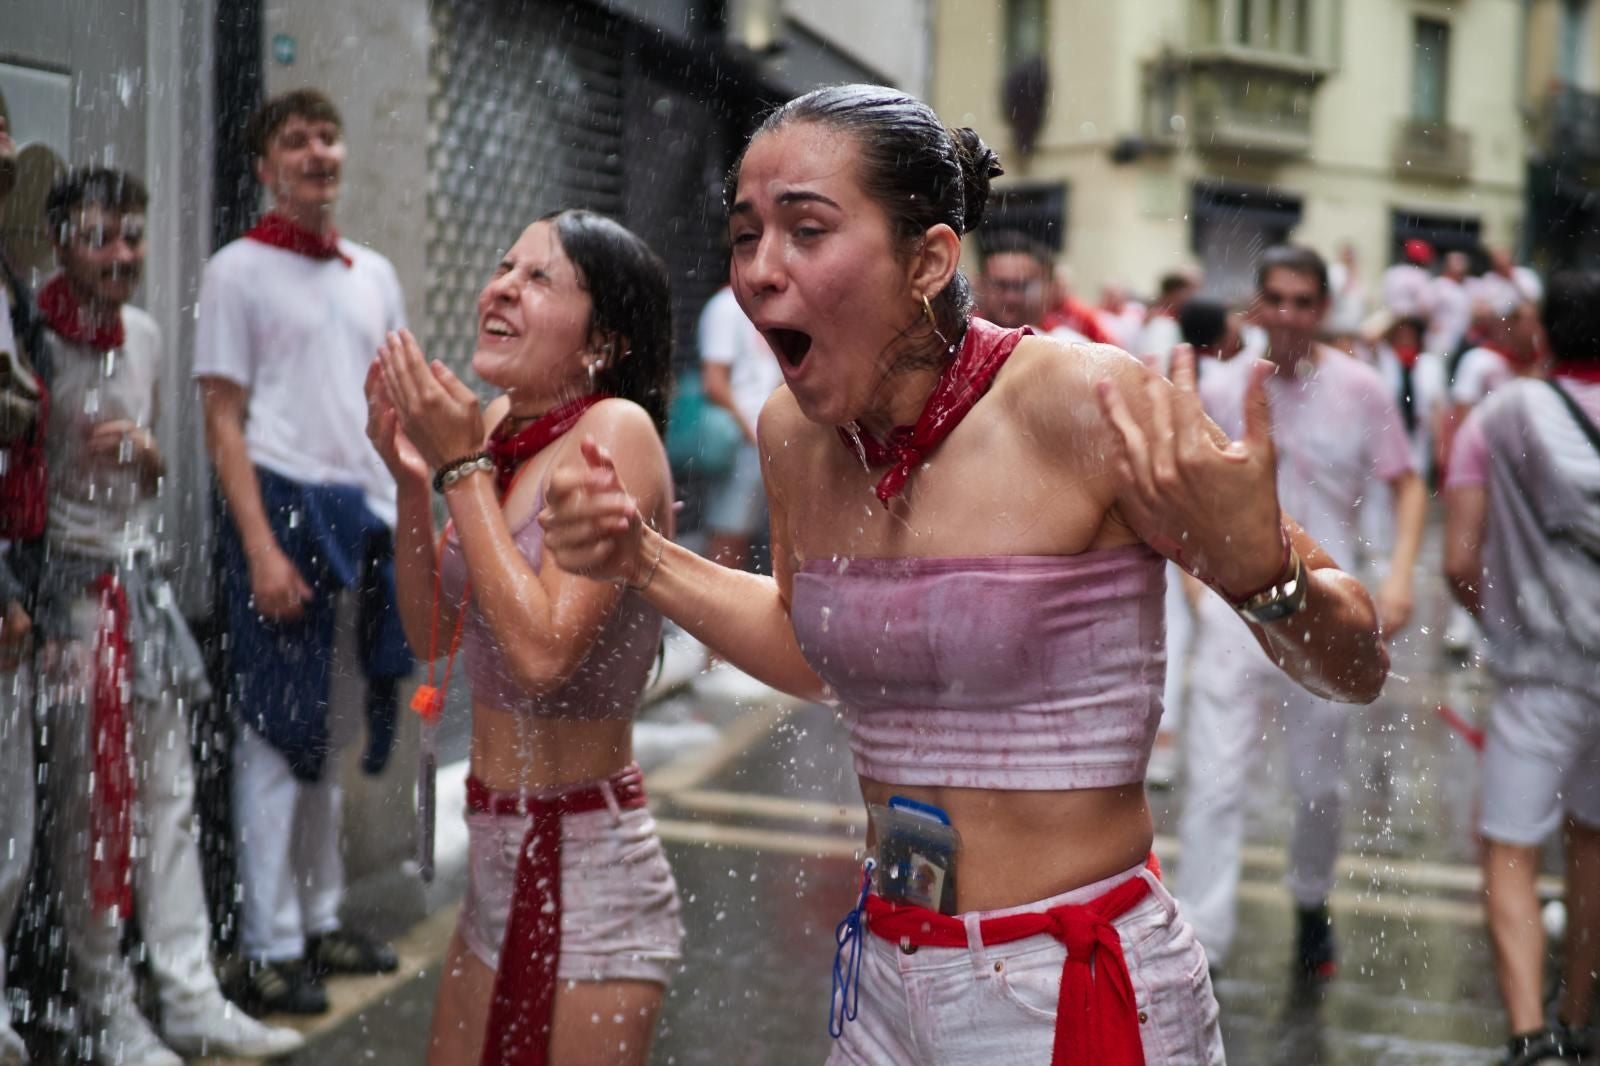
[1469,247,1543,318]
[1426,251,1473,357]
[32,168,303,1063]
[699,285,782,572]
[195,89,408,1018]
[1176,246,1425,984]
[1133,270,1200,367]
[1382,239,1435,318]
[1443,272,1600,1066]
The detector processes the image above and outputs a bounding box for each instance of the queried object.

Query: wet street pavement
[228,529,1569,1065]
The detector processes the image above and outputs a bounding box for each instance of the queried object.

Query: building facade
[934,0,1533,304]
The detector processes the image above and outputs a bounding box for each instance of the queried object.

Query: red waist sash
[864,854,1162,1066]
[90,574,134,915]
[475,764,648,1066]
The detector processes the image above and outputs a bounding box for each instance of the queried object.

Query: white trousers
[231,591,365,962]
[43,613,225,1022]
[231,722,346,962]
[0,665,36,1040]
[1174,593,1351,966]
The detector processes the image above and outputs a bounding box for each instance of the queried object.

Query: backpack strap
[1549,378,1600,460]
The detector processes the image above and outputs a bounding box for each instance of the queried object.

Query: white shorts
[459,804,684,986]
[1480,679,1600,845]
[828,862,1225,1065]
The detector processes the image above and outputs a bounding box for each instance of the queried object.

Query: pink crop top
[789,546,1167,790]
[437,489,662,720]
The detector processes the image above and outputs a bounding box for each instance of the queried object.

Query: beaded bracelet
[433,452,494,493]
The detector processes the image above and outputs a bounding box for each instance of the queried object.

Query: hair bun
[950,127,1004,234]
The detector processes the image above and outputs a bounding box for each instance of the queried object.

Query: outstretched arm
[539,434,826,702]
[1096,347,1388,704]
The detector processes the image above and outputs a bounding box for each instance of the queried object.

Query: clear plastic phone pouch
[869,797,961,915]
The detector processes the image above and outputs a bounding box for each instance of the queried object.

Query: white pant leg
[1283,689,1351,908]
[132,692,222,1015]
[290,769,343,938]
[0,665,37,1039]
[232,724,306,961]
[1162,563,1194,733]
[43,632,141,1019]
[1174,594,1269,966]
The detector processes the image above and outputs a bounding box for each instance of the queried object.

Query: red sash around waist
[476,764,648,1066]
[864,854,1162,1066]
[90,574,134,916]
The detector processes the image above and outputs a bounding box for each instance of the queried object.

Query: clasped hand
[1095,346,1287,599]
[369,329,485,477]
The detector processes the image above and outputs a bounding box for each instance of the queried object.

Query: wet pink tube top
[789,545,1167,790]
[437,489,662,720]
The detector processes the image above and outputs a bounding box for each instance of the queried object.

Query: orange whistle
[410,684,443,722]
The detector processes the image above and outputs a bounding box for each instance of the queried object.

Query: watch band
[1233,548,1308,625]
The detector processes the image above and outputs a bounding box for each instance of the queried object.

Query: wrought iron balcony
[1392,118,1472,183]
[1182,58,1317,159]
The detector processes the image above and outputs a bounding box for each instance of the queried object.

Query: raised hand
[539,436,647,585]
[377,329,485,470]
[1096,345,1285,599]
[365,359,429,486]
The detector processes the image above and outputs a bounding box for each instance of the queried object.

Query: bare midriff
[858,777,1153,913]
[468,701,636,793]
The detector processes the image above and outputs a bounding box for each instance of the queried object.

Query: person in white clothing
[1426,251,1474,357]
[1444,271,1600,1066]
[1469,248,1544,318]
[1382,239,1435,318]
[1132,270,1199,366]
[31,168,302,1065]
[196,89,407,1017]
[699,285,782,572]
[1176,246,1426,982]
[0,110,43,1066]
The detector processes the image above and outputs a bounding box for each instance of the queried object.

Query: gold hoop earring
[921,294,937,331]
[587,359,601,390]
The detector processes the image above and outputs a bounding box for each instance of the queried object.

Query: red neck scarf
[1391,342,1421,370]
[485,394,606,495]
[1553,363,1600,385]
[245,212,353,267]
[38,274,124,350]
[839,318,1030,505]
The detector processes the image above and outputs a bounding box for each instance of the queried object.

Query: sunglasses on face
[1259,289,1320,311]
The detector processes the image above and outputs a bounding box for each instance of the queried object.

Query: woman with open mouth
[539,85,1388,1065]
[366,208,682,1066]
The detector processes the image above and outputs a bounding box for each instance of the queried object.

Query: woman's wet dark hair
[540,209,673,433]
[730,84,1004,347]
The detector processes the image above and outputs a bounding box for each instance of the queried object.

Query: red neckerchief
[245,212,353,267]
[840,317,1030,505]
[1391,342,1421,370]
[1553,364,1600,385]
[485,394,607,495]
[37,274,124,350]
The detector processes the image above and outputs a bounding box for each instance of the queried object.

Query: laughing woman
[367,209,682,1066]
[539,87,1389,1064]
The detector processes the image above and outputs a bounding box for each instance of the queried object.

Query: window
[1412,18,1451,124]
[983,183,1069,253]
[1196,0,1328,63]
[1005,0,1048,66]
[1559,0,1591,87]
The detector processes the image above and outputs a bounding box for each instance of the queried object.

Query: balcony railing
[1540,84,1600,167]
[1186,58,1318,158]
[1392,118,1472,183]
